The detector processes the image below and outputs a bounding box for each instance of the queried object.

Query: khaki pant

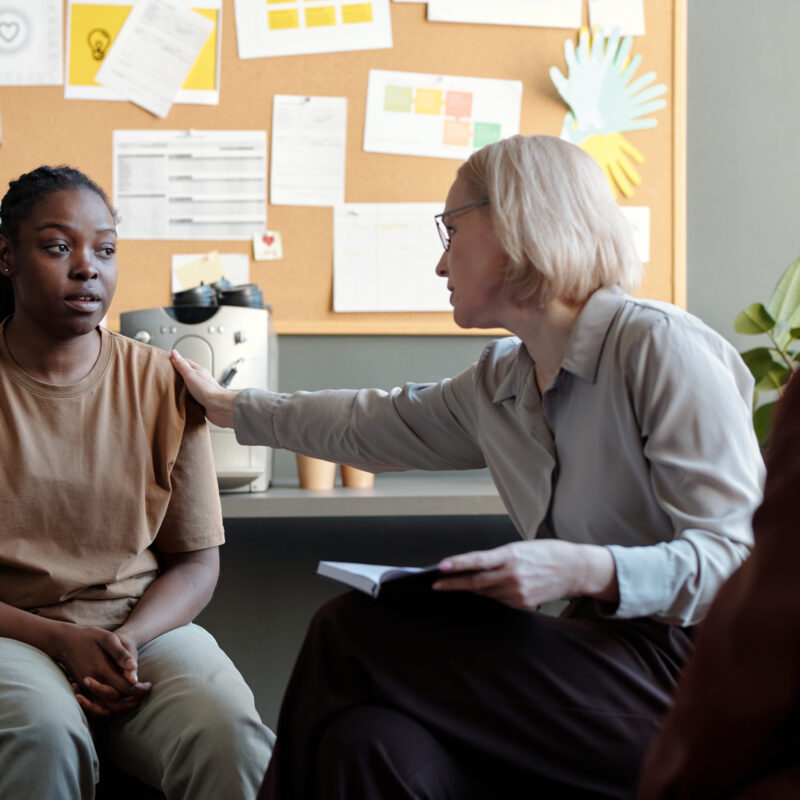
[0,624,274,800]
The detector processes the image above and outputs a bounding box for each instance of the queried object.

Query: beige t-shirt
[0,323,224,629]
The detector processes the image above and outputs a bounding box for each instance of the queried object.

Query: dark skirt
[258,589,693,800]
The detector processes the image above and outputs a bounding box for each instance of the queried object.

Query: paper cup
[340,464,375,488]
[296,454,337,490]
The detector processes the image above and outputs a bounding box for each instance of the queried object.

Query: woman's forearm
[0,600,70,657]
[116,547,220,650]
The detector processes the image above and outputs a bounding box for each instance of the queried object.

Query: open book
[316,561,441,598]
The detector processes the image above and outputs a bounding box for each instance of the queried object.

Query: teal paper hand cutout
[550,27,667,137]
[551,27,667,198]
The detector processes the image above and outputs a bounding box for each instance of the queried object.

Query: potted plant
[734,256,800,447]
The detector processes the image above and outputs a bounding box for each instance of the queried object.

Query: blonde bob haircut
[456,134,643,305]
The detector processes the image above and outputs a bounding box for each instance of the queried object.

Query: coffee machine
[120,284,277,493]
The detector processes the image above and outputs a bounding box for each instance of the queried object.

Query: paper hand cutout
[551,27,666,197]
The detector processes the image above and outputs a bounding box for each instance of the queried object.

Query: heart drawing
[263,235,275,246]
[0,21,20,43]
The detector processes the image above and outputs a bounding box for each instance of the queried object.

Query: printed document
[95,0,214,118]
[271,95,347,207]
[113,129,267,240]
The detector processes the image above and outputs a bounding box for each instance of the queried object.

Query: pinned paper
[619,206,650,263]
[334,203,447,312]
[364,70,522,160]
[95,0,215,117]
[65,0,221,106]
[234,0,392,60]
[270,95,347,207]
[0,0,63,86]
[588,0,645,37]
[253,231,283,261]
[113,129,267,241]
[174,251,226,289]
[427,0,581,29]
[171,251,250,292]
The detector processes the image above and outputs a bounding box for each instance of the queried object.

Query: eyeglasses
[434,199,490,251]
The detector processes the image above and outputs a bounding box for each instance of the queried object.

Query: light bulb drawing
[87,28,111,61]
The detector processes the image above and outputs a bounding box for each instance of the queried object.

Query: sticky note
[414,88,443,115]
[305,6,336,27]
[473,121,501,148]
[268,9,299,29]
[384,85,413,112]
[443,119,471,147]
[445,90,473,118]
[176,251,226,289]
[341,3,373,24]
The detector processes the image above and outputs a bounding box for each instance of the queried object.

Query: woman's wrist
[212,387,240,429]
[577,545,619,603]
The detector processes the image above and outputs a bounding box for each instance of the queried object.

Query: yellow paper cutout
[414,88,443,115]
[268,9,300,29]
[341,3,373,24]
[305,6,336,27]
[578,132,643,198]
[68,4,217,91]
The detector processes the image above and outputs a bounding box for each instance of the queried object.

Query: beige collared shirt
[235,287,764,626]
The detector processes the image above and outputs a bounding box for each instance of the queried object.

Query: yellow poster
[66,1,219,100]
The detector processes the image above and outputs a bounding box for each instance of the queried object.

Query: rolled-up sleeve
[607,314,765,625]
[233,366,487,473]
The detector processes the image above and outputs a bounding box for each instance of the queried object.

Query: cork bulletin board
[0,0,686,334]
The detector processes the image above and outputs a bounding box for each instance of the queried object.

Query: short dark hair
[0,165,117,320]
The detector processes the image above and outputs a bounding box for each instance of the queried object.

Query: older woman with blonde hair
[173,134,763,799]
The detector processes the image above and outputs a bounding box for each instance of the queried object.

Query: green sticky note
[472,122,501,148]
[384,86,413,112]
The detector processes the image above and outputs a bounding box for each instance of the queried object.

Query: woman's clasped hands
[434,539,619,609]
[53,623,152,718]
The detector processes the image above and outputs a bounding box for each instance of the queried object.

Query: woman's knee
[315,706,475,799]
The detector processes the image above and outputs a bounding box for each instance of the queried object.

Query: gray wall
[686,0,800,350]
[200,2,800,730]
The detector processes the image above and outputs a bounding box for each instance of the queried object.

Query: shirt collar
[491,285,628,402]
[560,285,627,384]
[492,340,532,403]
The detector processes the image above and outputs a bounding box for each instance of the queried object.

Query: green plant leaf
[740,347,780,382]
[755,363,792,393]
[753,400,778,448]
[767,256,800,348]
[733,303,775,335]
